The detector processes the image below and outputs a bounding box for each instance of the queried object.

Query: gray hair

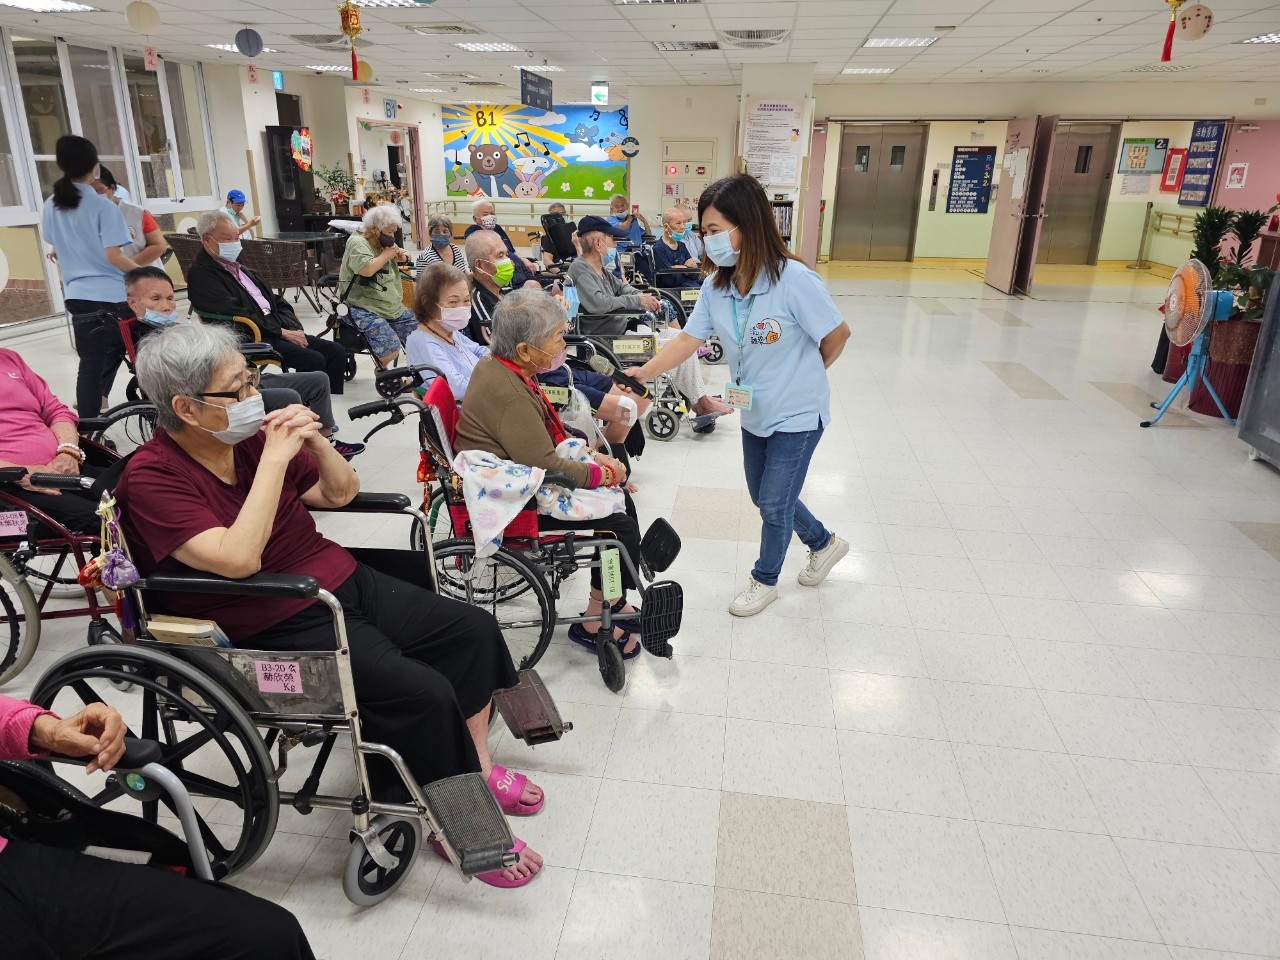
[609,193,627,208]
[464,229,502,271]
[135,323,244,431]
[362,204,401,234]
[547,202,566,215]
[662,206,686,228]
[472,197,494,216]
[490,289,565,361]
[196,209,235,236]
[427,214,452,234]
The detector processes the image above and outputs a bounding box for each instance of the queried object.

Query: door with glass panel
[830,123,927,261]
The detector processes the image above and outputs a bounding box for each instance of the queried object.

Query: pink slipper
[430,837,539,889]
[488,764,545,816]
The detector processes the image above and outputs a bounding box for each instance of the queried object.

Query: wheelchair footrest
[422,773,515,878]
[638,580,682,658]
[641,518,681,573]
[493,669,574,746]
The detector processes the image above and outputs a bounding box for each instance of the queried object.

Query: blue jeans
[742,426,831,586]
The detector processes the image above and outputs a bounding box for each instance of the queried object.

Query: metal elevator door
[831,123,927,261]
[1036,122,1120,265]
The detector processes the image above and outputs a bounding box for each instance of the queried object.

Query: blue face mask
[672,226,691,242]
[704,227,739,267]
[430,233,451,246]
[143,307,178,328]
[602,247,617,268]
[218,240,243,262]
[564,286,580,319]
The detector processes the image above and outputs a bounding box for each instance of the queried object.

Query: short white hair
[136,323,243,431]
[464,229,503,270]
[472,197,494,216]
[361,204,401,234]
[490,289,565,361]
[196,209,235,236]
[609,193,627,208]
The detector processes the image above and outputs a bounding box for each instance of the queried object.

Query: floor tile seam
[1183,762,1265,856]
[712,876,859,908]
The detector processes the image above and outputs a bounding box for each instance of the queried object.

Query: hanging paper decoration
[1160,0,1184,62]
[125,0,160,35]
[235,28,264,58]
[1176,4,1213,40]
[356,59,373,83]
[290,128,314,171]
[338,0,362,81]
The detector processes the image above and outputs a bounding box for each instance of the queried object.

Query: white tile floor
[6,264,1280,958]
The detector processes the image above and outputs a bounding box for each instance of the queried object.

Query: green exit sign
[591,82,609,106]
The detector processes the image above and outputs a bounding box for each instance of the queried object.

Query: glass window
[889,145,906,172]
[1074,144,1092,175]
[854,146,870,173]
[0,90,22,207]
[121,53,172,200]
[66,44,129,193]
[12,37,70,199]
[164,61,211,198]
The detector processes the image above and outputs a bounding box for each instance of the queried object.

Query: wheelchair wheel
[409,490,455,551]
[431,539,554,672]
[91,400,158,457]
[124,376,144,403]
[31,644,279,879]
[0,553,41,686]
[654,289,687,328]
[342,350,358,382]
[342,814,422,907]
[703,338,724,364]
[645,408,680,442]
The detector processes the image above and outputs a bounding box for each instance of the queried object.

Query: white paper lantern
[125,0,160,35]
[235,28,264,58]
[1177,4,1213,41]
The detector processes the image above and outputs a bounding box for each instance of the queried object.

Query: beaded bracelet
[56,443,85,463]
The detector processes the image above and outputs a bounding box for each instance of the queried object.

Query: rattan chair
[238,238,318,311]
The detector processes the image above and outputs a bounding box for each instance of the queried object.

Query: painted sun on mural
[442,103,638,201]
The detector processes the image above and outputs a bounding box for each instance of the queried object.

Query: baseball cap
[226,189,246,203]
[577,215,629,240]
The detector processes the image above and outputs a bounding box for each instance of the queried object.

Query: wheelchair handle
[543,472,579,490]
[26,473,95,491]
[374,363,448,387]
[348,399,397,420]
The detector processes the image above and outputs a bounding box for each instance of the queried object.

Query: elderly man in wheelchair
[105,322,550,889]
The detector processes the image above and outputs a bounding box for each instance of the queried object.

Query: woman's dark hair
[414,261,468,324]
[96,164,118,189]
[697,173,797,295]
[51,135,99,211]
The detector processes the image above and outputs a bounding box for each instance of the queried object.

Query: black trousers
[249,563,518,799]
[268,333,348,395]
[537,492,641,595]
[9,463,106,535]
[0,837,315,960]
[68,299,129,417]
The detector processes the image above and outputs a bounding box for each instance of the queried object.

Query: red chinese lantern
[1160,0,1184,62]
[338,0,362,80]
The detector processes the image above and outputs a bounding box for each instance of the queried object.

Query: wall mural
[442,103,638,201]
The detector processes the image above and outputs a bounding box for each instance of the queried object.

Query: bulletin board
[946,145,996,214]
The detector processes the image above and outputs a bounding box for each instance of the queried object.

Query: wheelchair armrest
[119,738,164,769]
[238,343,280,362]
[76,417,110,433]
[312,491,413,513]
[142,572,320,599]
[544,472,579,490]
[27,473,95,491]
[0,466,28,485]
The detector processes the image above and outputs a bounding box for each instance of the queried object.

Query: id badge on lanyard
[727,295,757,410]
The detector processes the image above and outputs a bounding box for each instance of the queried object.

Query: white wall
[627,85,740,216]
[202,63,253,222]
[343,89,447,205]
[236,69,280,235]
[1096,120,1196,265]
[287,73,352,176]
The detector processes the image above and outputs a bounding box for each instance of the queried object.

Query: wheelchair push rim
[0,552,41,686]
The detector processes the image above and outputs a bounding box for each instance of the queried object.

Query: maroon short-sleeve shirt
[116,430,357,642]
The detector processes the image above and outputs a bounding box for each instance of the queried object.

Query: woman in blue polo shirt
[630,174,851,617]
[41,135,139,417]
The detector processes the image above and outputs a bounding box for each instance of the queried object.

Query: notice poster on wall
[946,145,996,214]
[742,97,806,186]
[1118,138,1168,174]
[1161,147,1187,192]
[1225,162,1248,189]
[1179,120,1227,207]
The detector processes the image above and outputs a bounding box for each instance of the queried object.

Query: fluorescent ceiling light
[207,43,277,53]
[454,41,520,52]
[1240,32,1280,43]
[0,0,94,10]
[843,67,894,74]
[410,87,444,92]
[1126,63,1188,72]
[513,65,564,72]
[305,65,350,72]
[863,37,937,48]
[617,0,699,4]
[354,0,431,6]
[653,40,719,51]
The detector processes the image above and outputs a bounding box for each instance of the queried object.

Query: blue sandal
[568,621,641,660]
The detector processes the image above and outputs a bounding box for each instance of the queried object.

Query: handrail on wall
[422,199,619,224]
[1151,208,1197,240]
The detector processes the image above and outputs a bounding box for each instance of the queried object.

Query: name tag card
[541,385,570,404]
[611,338,650,356]
[0,510,27,537]
[255,660,302,695]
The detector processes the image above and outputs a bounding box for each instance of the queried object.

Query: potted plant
[313,163,358,215]
[1227,209,1269,267]
[1189,259,1276,419]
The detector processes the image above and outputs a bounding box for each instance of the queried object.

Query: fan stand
[1141,329,1234,427]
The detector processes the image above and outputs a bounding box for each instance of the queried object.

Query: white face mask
[193,393,264,445]
[217,240,243,262]
[438,306,471,331]
[479,214,498,229]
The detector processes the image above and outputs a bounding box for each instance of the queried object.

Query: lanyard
[729,295,757,386]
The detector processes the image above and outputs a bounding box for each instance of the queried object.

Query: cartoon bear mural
[468,143,520,198]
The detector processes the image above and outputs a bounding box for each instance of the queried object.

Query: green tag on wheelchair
[601,548,623,599]
[680,289,699,303]
[541,385,570,405]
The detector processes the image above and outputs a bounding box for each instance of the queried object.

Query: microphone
[588,354,650,398]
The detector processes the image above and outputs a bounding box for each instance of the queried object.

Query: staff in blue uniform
[628,174,852,617]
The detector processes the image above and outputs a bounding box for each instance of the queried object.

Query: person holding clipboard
[627,174,851,617]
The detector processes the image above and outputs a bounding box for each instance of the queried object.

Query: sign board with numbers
[384,98,397,120]
[946,145,996,214]
[520,69,553,112]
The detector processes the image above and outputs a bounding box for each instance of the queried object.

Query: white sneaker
[729,577,778,617]
[798,536,849,587]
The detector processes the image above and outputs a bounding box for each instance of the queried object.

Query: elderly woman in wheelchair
[109,322,547,889]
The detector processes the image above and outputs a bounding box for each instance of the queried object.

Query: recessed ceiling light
[1240,32,1280,43]
[0,0,94,10]
[863,37,937,48]
[616,0,699,4]
[1031,68,1050,73]
[1126,63,1189,72]
[453,41,520,52]
[304,65,350,72]
[354,0,431,6]
[512,65,564,72]
[653,40,719,51]
[207,43,278,53]
[410,87,444,92]
[843,67,895,74]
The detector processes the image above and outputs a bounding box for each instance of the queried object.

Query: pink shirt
[217,259,272,314]
[0,349,77,467]
[0,694,56,853]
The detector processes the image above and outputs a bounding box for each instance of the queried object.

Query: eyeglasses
[193,367,259,402]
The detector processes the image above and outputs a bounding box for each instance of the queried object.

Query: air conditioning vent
[652,40,719,51]
[463,80,505,87]
[426,71,480,80]
[718,28,789,49]
[290,34,372,51]
[402,22,480,36]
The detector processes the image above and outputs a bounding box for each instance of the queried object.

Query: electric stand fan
[1142,259,1236,428]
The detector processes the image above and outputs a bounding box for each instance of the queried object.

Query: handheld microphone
[588,354,650,398]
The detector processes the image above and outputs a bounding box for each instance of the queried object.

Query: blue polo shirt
[607,213,645,247]
[41,183,132,303]
[684,258,843,437]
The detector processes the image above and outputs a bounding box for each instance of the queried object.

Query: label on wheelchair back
[255,660,303,695]
[541,386,570,405]
[680,289,699,303]
[601,548,623,600]
[0,510,26,536]
[611,337,652,356]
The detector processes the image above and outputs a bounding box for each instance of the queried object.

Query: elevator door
[831,124,927,261]
[1037,122,1120,264]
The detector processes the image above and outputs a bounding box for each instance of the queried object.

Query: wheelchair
[347,379,684,693]
[24,484,572,905]
[319,264,416,398]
